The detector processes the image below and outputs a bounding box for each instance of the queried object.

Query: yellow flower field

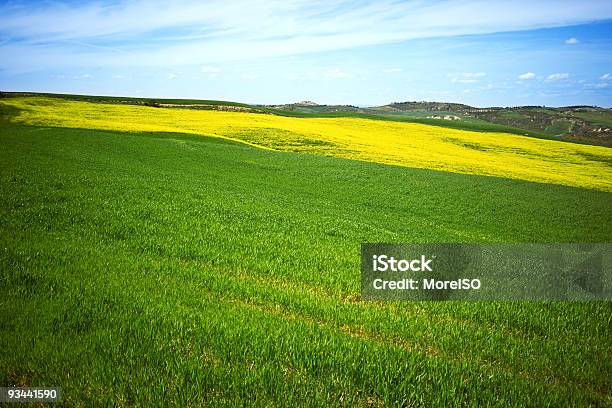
[3,96,612,191]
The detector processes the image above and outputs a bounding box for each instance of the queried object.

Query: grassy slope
[3,96,611,191]
[1,122,611,406]
[574,111,612,127]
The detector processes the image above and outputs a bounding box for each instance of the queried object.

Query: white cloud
[112,74,127,79]
[324,68,350,79]
[382,68,404,73]
[600,73,612,80]
[546,73,569,80]
[565,37,579,44]
[168,73,177,79]
[518,72,536,80]
[201,66,220,73]
[583,82,609,89]
[200,65,220,79]
[450,72,486,83]
[73,73,92,79]
[2,0,612,70]
[240,73,259,80]
[463,72,486,78]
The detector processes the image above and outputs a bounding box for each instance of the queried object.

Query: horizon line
[2,90,611,110]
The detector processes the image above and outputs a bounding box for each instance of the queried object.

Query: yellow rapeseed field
[3,96,612,191]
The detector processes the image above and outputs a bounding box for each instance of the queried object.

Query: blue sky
[1,0,612,107]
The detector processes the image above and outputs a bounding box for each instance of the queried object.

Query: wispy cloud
[565,37,579,44]
[324,68,350,79]
[518,72,536,80]
[600,73,612,80]
[201,66,220,73]
[450,72,486,83]
[200,65,220,79]
[583,82,609,89]
[168,73,177,80]
[547,73,569,80]
[2,0,612,70]
[382,68,404,73]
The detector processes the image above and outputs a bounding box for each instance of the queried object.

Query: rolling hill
[3,91,612,145]
[2,95,611,191]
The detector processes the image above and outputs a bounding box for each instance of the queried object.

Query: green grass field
[1,117,611,406]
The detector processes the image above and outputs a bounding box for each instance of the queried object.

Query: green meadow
[0,106,611,405]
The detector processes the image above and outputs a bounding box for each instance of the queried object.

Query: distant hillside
[267,100,612,146]
[268,101,362,113]
[379,101,475,112]
[2,91,611,146]
[372,102,612,145]
[452,106,610,146]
